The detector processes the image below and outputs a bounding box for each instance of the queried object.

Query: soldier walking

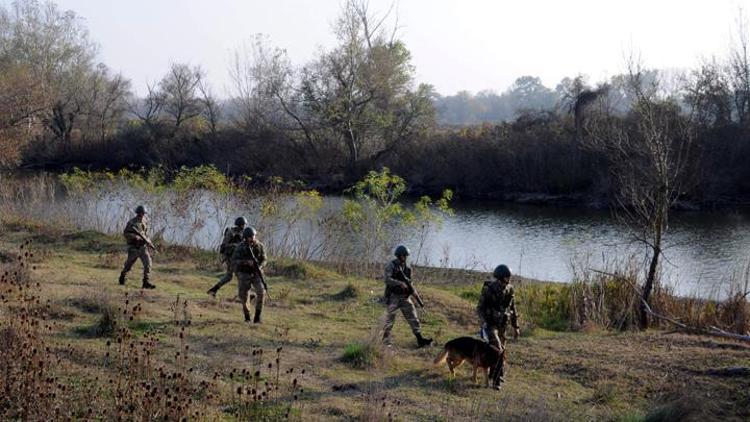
[477,264,520,390]
[382,245,432,348]
[207,217,247,297]
[118,205,156,289]
[231,227,267,324]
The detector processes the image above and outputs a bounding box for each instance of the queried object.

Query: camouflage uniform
[231,240,266,322]
[207,226,244,294]
[382,259,423,344]
[477,280,519,385]
[119,217,152,285]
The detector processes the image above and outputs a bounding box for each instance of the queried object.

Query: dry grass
[1,222,748,420]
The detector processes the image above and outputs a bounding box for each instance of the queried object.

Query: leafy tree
[0,0,132,151]
[296,0,434,173]
[506,76,556,113]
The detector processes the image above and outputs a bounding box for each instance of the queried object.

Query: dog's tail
[433,347,449,365]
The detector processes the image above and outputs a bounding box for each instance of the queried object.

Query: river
[7,178,749,298]
[421,202,750,297]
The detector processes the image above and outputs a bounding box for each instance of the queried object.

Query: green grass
[455,282,572,331]
[1,221,748,421]
[341,342,380,369]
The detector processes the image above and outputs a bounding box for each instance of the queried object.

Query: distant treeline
[2,0,750,206]
[434,76,583,126]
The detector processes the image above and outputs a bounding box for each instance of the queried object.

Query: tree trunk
[345,129,358,177]
[640,242,660,329]
[640,206,665,330]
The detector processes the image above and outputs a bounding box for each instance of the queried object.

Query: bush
[229,347,305,421]
[331,283,360,301]
[642,397,703,422]
[458,288,481,303]
[0,240,67,420]
[73,295,124,338]
[517,284,571,331]
[341,342,380,369]
[269,259,309,280]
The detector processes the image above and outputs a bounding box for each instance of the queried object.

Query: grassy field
[1,219,749,421]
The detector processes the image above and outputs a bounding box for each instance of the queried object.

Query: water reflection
[67,189,750,298]
[420,202,750,297]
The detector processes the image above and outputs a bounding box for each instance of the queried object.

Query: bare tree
[229,34,316,156]
[160,63,204,129]
[684,58,732,127]
[47,64,89,146]
[230,35,280,130]
[130,83,165,131]
[93,70,130,141]
[585,58,695,329]
[197,78,221,134]
[729,9,750,125]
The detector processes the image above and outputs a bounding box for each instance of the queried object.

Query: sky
[12,0,750,96]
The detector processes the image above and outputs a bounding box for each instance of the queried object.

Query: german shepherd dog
[433,337,504,387]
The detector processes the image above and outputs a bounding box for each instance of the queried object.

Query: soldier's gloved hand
[513,327,520,340]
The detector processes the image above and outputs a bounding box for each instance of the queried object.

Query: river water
[420,202,750,297]
[13,180,749,298]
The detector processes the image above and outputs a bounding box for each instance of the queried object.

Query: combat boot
[206,287,217,298]
[491,361,505,390]
[243,310,252,323]
[142,280,156,289]
[253,309,262,324]
[415,333,433,348]
[382,332,393,347]
[118,272,126,285]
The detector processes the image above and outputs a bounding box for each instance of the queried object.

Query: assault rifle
[130,228,158,253]
[397,267,425,308]
[247,246,269,293]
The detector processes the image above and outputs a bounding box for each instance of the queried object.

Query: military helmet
[135,205,148,215]
[394,245,410,257]
[235,217,248,227]
[242,226,257,239]
[493,264,512,280]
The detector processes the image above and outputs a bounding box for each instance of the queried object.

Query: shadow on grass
[73,318,173,338]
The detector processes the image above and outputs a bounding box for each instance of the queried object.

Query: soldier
[477,264,520,390]
[118,205,156,289]
[382,245,433,348]
[207,217,247,297]
[231,227,267,323]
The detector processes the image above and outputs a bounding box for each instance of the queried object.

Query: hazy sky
[17,0,750,96]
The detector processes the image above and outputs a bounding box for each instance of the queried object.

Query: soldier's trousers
[486,324,508,350]
[209,259,234,292]
[237,272,265,318]
[121,245,152,282]
[382,294,422,341]
[486,323,507,385]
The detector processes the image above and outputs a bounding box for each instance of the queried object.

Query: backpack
[219,227,236,256]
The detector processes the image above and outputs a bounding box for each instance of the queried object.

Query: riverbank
[12,167,750,211]
[1,219,748,420]
[7,168,750,294]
